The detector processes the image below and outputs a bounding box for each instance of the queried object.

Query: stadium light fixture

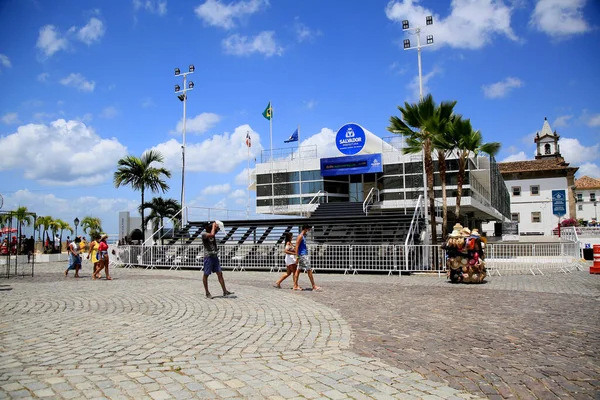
[173,65,195,227]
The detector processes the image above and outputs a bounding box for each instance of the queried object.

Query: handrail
[307,190,329,207]
[363,188,380,215]
[405,194,424,247]
[143,207,184,246]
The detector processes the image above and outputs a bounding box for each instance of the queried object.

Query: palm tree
[448,116,501,223]
[81,216,103,239]
[388,94,456,244]
[11,206,33,254]
[114,150,172,242]
[37,216,53,244]
[140,197,181,244]
[55,219,73,243]
[432,124,458,240]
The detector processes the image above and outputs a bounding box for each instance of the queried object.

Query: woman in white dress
[273,233,297,289]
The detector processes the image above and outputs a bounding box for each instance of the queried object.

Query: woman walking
[88,234,101,279]
[96,234,112,280]
[274,233,297,289]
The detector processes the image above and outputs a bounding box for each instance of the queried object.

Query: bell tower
[534,117,561,160]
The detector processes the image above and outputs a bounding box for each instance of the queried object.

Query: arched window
[544,143,551,155]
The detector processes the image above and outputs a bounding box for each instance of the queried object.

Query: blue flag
[284,129,298,143]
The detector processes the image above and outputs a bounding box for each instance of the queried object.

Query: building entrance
[349,173,377,202]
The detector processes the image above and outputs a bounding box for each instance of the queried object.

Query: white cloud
[407,66,441,101]
[235,167,254,185]
[37,72,50,82]
[194,0,266,29]
[482,77,523,99]
[60,73,96,92]
[294,19,321,42]
[2,112,20,125]
[100,106,118,119]
[174,112,221,135]
[385,0,518,50]
[77,17,106,45]
[0,53,11,70]
[587,114,600,127]
[33,112,58,121]
[530,0,590,38]
[560,137,600,165]
[300,128,339,159]
[577,162,600,178]
[500,151,528,162]
[229,189,246,198]
[3,189,139,234]
[133,0,167,15]
[389,62,408,75]
[202,183,231,195]
[36,25,69,57]
[151,124,263,173]
[223,31,283,57]
[0,119,127,185]
[553,114,573,127]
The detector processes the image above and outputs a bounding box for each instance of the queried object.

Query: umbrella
[0,227,17,235]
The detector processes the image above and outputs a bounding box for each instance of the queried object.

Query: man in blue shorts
[293,225,321,291]
[201,221,234,299]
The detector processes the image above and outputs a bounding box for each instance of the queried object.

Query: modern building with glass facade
[252,123,510,228]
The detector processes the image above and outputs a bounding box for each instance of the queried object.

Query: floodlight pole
[174,67,194,226]
[403,17,434,244]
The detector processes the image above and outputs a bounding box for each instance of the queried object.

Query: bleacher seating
[162,202,424,246]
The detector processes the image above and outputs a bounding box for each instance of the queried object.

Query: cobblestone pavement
[1,263,480,400]
[0,263,598,399]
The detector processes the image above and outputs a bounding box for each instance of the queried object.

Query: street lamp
[400,16,435,243]
[74,217,79,237]
[174,64,195,226]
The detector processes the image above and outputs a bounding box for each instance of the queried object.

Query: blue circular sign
[335,123,366,155]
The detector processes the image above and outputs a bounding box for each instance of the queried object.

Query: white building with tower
[486,117,578,237]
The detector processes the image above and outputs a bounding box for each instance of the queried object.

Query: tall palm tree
[140,197,181,244]
[114,150,172,242]
[81,216,103,239]
[432,124,458,240]
[448,116,501,223]
[11,206,33,254]
[387,94,456,244]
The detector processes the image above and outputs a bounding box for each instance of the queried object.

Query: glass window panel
[383,164,403,175]
[405,162,422,174]
[274,183,300,195]
[256,174,272,184]
[383,176,403,189]
[301,170,321,181]
[257,199,272,207]
[301,181,324,193]
[257,185,272,197]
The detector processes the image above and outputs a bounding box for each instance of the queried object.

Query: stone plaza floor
[0,262,598,399]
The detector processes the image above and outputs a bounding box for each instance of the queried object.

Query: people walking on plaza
[293,225,321,291]
[96,234,112,280]
[64,237,82,278]
[201,221,233,299]
[274,232,297,289]
[26,236,35,263]
[88,234,102,279]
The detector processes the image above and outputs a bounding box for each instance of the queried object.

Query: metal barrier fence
[112,242,581,276]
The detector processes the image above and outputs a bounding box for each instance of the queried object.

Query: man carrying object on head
[201,221,234,299]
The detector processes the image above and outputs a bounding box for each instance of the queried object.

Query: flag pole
[298,124,303,217]
[270,101,274,215]
[247,130,250,219]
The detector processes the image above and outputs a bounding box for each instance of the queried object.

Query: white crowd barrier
[111,241,582,276]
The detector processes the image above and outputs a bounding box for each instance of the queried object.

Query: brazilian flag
[262,102,272,120]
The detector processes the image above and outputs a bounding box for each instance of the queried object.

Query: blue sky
[1,0,599,235]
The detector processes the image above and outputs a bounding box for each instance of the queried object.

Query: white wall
[504,176,570,235]
[575,189,599,222]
